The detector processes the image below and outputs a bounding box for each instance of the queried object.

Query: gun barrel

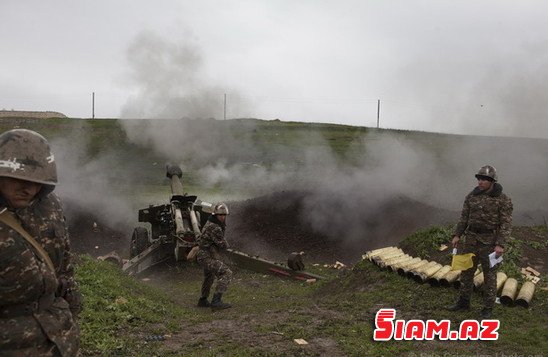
[166,164,185,197]
[173,205,186,235]
[170,174,185,197]
[189,209,201,235]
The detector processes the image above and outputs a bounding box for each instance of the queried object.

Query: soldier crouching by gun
[196,202,233,310]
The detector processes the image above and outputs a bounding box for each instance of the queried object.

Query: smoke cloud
[296,134,548,248]
[113,30,548,257]
[50,122,135,233]
[119,30,249,120]
[119,116,548,253]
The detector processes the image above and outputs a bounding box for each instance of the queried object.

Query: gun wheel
[130,227,150,258]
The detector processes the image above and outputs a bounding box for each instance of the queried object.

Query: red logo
[373,308,499,341]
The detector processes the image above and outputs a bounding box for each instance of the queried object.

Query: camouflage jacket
[454,183,513,247]
[0,193,79,356]
[196,216,228,259]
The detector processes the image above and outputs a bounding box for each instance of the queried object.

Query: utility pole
[224,93,227,120]
[376,99,381,128]
[92,92,95,119]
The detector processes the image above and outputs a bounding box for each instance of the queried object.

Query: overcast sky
[2,0,548,138]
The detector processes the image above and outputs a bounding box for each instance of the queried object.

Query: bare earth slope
[69,189,545,275]
[69,190,457,265]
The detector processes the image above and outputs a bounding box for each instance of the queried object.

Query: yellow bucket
[451,253,475,271]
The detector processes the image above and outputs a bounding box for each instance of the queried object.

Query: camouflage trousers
[458,238,498,309]
[197,256,233,297]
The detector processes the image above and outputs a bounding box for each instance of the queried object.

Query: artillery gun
[119,164,322,281]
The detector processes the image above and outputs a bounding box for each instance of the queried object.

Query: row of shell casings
[363,246,536,308]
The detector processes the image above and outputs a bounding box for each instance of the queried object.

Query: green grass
[72,210,546,356]
[75,243,547,356]
[76,256,195,355]
[527,240,547,250]
[398,225,454,259]
[316,260,547,356]
[498,236,524,278]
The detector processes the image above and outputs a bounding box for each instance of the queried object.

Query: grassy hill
[76,225,547,356]
[1,116,547,355]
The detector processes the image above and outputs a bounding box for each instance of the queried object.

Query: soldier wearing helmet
[0,129,80,355]
[447,165,513,320]
[195,202,233,310]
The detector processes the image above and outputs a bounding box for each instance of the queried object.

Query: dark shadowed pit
[68,190,458,266]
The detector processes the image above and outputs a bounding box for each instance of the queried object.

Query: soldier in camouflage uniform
[0,129,81,356]
[448,165,513,319]
[196,202,233,310]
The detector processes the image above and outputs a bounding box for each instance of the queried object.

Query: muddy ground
[131,264,351,356]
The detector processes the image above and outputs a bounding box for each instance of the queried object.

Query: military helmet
[0,129,57,193]
[475,165,497,182]
[213,202,229,215]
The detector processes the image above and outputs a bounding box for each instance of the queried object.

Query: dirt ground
[136,264,348,356]
[513,226,548,273]
[67,209,129,258]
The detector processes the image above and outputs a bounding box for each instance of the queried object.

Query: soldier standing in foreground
[448,165,513,319]
[196,202,233,310]
[0,129,81,356]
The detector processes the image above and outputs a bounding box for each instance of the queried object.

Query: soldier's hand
[56,277,70,297]
[494,245,504,257]
[451,236,460,248]
[65,289,84,316]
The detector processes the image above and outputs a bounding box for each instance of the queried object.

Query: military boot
[480,308,493,320]
[197,297,210,307]
[447,298,470,311]
[211,293,231,310]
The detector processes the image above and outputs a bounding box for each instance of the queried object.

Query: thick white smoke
[114,29,548,252]
[119,30,249,120]
[50,122,135,231]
